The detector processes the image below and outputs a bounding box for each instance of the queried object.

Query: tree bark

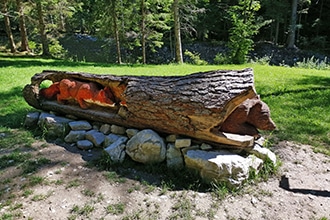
[23,69,259,148]
[173,0,183,63]
[287,0,298,49]
[16,0,30,52]
[110,0,122,64]
[36,0,50,57]
[2,0,16,53]
[141,0,147,64]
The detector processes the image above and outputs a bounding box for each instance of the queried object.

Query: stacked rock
[24,111,277,188]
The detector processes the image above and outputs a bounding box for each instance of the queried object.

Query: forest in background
[1,0,329,64]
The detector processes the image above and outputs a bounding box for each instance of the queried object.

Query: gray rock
[184,149,254,188]
[77,140,94,150]
[104,136,128,163]
[38,112,72,139]
[111,125,126,135]
[24,112,40,128]
[200,143,213,150]
[166,143,184,168]
[85,130,105,147]
[247,155,264,173]
[64,130,86,143]
[68,120,92,130]
[126,129,166,164]
[175,138,191,148]
[247,144,277,166]
[104,133,124,146]
[126,128,139,139]
[165,134,177,143]
[100,124,112,134]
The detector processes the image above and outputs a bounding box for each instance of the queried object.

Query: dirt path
[1,140,329,220]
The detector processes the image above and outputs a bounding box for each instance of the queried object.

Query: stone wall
[24,111,277,189]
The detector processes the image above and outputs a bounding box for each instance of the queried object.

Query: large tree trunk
[287,0,298,49]
[173,0,183,63]
[23,69,267,148]
[36,0,50,57]
[141,0,147,64]
[2,0,16,53]
[16,0,30,52]
[110,0,122,64]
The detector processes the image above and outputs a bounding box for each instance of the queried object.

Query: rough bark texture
[23,69,262,148]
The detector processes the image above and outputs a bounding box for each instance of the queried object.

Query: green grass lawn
[0,54,329,155]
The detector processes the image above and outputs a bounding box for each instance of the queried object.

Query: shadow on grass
[0,53,148,69]
[0,86,34,128]
[262,75,330,151]
[262,75,330,98]
[0,53,118,68]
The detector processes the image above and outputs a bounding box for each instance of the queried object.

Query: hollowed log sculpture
[23,68,276,148]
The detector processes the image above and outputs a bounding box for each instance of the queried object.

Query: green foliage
[295,56,329,70]
[213,53,230,65]
[0,151,32,169]
[228,0,261,64]
[106,203,125,215]
[70,204,95,216]
[184,50,208,65]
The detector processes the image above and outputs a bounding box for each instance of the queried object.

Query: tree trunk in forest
[141,0,147,64]
[275,19,279,45]
[287,0,298,49]
[36,1,50,57]
[23,69,270,148]
[173,0,183,63]
[2,0,16,53]
[16,0,30,52]
[110,0,122,64]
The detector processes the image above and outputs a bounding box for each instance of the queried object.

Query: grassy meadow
[0,53,329,155]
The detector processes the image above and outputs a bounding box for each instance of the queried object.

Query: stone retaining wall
[24,111,277,188]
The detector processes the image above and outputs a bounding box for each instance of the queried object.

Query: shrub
[184,50,208,65]
[295,56,329,70]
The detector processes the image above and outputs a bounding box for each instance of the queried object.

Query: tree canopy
[1,0,329,64]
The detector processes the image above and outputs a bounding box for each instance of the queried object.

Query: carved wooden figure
[23,68,276,148]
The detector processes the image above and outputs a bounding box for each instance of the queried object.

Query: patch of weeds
[28,175,45,186]
[141,180,156,194]
[54,169,62,174]
[9,203,23,211]
[259,189,273,197]
[53,179,64,185]
[66,179,81,189]
[96,193,104,202]
[159,180,173,195]
[67,214,77,220]
[210,182,230,200]
[0,151,32,169]
[104,171,126,183]
[70,203,95,216]
[90,151,114,171]
[170,192,194,220]
[122,209,144,220]
[105,203,125,215]
[127,184,141,193]
[81,189,95,197]
[31,191,53,202]
[22,189,34,198]
[0,129,34,149]
[0,213,14,220]
[22,157,51,174]
[1,178,11,185]
[258,157,281,181]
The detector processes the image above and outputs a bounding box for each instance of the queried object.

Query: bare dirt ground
[1,140,329,220]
